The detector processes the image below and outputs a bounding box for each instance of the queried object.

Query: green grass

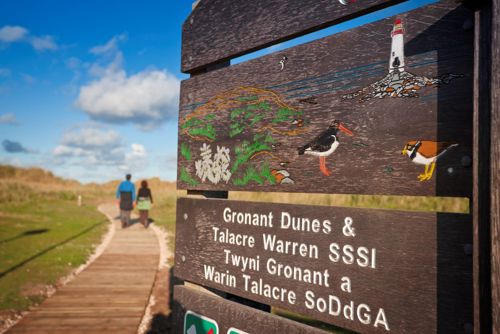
[147,189,178,261]
[0,196,107,312]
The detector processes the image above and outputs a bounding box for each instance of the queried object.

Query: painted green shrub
[180,143,192,160]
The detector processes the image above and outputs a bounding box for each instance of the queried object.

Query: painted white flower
[194,143,232,184]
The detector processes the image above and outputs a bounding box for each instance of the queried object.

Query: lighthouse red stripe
[391,28,404,36]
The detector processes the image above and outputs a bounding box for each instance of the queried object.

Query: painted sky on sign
[0,0,436,183]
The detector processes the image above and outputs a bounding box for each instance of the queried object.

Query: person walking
[116,174,136,228]
[136,180,153,228]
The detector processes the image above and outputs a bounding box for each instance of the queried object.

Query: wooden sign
[174,197,472,333]
[172,285,330,334]
[177,1,474,197]
[182,0,404,72]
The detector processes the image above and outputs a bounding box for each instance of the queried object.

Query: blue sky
[0,0,434,183]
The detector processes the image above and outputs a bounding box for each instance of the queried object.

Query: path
[7,203,160,334]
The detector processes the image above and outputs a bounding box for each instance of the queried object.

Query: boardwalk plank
[6,203,160,334]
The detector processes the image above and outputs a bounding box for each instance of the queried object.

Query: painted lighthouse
[389,18,405,73]
[342,16,463,101]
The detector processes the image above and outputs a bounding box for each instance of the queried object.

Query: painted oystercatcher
[298,120,353,176]
[402,140,458,181]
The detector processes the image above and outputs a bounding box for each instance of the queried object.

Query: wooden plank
[491,0,500,332]
[172,285,331,334]
[473,3,494,334]
[174,197,472,333]
[177,1,474,197]
[182,0,406,73]
[7,206,159,334]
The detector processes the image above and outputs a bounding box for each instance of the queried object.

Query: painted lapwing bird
[402,140,458,181]
[298,120,353,176]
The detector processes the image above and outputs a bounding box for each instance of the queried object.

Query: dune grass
[0,190,107,312]
[0,167,113,315]
[228,191,469,213]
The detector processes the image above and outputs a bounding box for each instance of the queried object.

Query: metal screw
[183,213,188,220]
[189,56,193,62]
[461,155,472,167]
[181,255,186,262]
[447,167,454,174]
[463,244,473,256]
[190,17,194,24]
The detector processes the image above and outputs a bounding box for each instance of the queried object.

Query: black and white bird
[298,120,353,176]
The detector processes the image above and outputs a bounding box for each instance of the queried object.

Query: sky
[0,0,435,183]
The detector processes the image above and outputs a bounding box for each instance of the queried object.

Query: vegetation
[233,163,276,186]
[228,191,469,213]
[0,168,108,313]
[181,116,217,141]
[0,166,180,318]
[272,106,303,123]
[232,133,274,175]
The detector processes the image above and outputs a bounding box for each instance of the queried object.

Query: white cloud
[60,127,122,149]
[0,113,17,124]
[76,68,180,129]
[53,126,148,175]
[121,143,147,171]
[0,25,58,52]
[30,35,58,51]
[0,68,11,77]
[75,34,180,130]
[0,25,28,42]
[90,34,126,55]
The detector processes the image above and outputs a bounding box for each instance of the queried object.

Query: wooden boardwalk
[7,203,160,334]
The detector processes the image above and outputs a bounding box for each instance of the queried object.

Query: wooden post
[473,0,499,332]
[490,0,500,332]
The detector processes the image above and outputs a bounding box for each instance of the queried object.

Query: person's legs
[139,210,148,227]
[120,210,127,228]
[144,210,149,228]
[125,210,131,227]
[121,210,131,228]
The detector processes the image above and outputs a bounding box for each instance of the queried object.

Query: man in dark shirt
[116,174,136,228]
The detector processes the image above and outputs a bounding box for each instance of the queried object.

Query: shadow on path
[0,221,105,278]
[0,229,50,244]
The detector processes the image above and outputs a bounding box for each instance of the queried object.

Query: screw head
[447,167,454,174]
[181,255,186,262]
[461,155,472,167]
[183,213,188,220]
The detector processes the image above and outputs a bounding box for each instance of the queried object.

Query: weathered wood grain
[491,0,500,332]
[473,4,495,333]
[182,0,405,73]
[174,197,472,333]
[172,285,331,334]
[6,206,160,334]
[177,1,474,197]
